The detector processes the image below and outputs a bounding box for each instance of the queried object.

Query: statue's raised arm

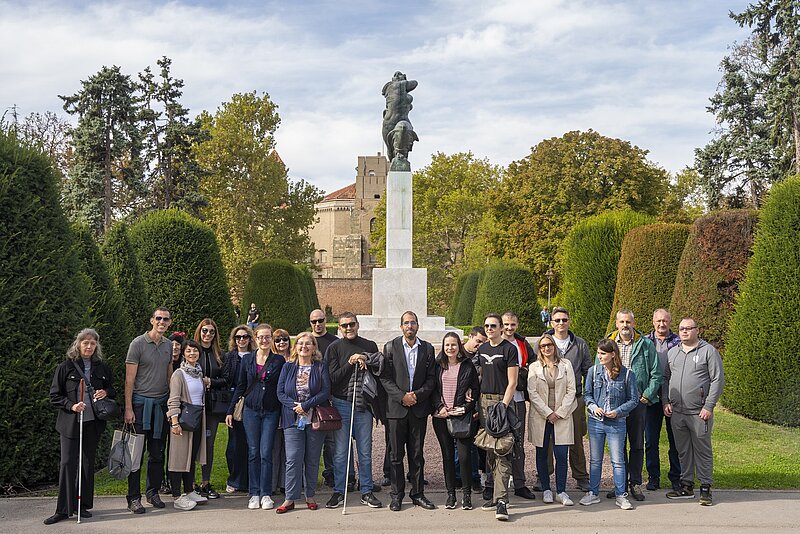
[382,71,419,171]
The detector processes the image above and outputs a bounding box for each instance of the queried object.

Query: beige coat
[166,369,207,472]
[527,358,577,447]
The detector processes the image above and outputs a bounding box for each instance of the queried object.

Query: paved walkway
[3,490,798,533]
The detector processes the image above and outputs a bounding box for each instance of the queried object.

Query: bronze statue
[382,71,419,170]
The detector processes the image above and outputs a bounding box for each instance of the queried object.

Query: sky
[0,0,753,194]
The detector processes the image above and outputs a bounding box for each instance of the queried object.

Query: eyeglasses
[234,334,250,340]
[402,320,418,326]
[154,316,171,322]
[310,318,325,324]
[539,343,555,349]
[484,323,499,329]
[256,335,272,341]
[679,326,697,332]
[552,318,569,324]
[275,336,290,343]
[201,328,215,335]
[502,323,517,327]
[339,322,357,329]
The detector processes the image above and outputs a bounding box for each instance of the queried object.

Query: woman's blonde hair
[288,332,322,363]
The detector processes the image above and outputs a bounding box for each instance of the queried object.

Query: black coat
[380,337,436,419]
[50,358,115,438]
[432,357,480,415]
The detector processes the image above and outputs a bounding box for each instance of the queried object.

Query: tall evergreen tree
[60,65,143,235]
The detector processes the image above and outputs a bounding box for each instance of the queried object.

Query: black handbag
[446,412,474,439]
[72,362,120,420]
[179,403,203,431]
[208,389,232,416]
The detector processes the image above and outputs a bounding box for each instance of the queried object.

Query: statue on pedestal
[382,71,419,171]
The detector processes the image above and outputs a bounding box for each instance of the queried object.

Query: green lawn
[81,407,799,495]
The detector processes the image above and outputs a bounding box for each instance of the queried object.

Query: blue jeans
[242,407,280,497]
[588,416,627,496]
[536,421,569,493]
[284,425,326,501]
[332,397,374,495]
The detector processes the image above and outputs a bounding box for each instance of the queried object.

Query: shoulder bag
[233,363,265,421]
[72,361,120,420]
[311,402,342,431]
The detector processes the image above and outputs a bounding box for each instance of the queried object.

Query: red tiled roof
[323,183,356,201]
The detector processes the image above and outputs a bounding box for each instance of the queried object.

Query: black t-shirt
[315,332,338,358]
[477,339,519,395]
[247,308,259,322]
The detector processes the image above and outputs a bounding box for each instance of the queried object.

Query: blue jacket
[228,351,284,415]
[584,364,639,419]
[277,360,331,429]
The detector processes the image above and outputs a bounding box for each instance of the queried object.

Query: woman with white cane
[46,329,115,525]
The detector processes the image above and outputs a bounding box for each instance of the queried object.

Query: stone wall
[314,277,372,316]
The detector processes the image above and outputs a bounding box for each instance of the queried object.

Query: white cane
[77,379,85,524]
[342,362,360,516]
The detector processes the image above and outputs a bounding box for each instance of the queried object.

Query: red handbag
[311,403,342,431]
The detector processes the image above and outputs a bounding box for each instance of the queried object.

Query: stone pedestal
[358,170,459,347]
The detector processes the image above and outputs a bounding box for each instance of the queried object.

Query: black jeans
[623,401,647,487]
[127,403,167,502]
[226,419,248,490]
[387,414,427,499]
[432,417,473,493]
[170,430,203,497]
[56,420,102,515]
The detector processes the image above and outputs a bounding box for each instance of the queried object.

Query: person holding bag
[45,329,115,525]
[222,324,255,493]
[431,332,480,510]
[166,340,209,511]
[275,332,331,513]
[193,319,226,499]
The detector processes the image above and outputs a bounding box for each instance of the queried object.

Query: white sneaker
[261,495,274,510]
[542,489,554,503]
[556,492,574,506]
[225,484,237,494]
[185,490,208,504]
[174,494,197,511]
[248,496,260,509]
[579,492,600,506]
[616,493,634,510]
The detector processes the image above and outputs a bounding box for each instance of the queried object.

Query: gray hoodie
[663,339,724,415]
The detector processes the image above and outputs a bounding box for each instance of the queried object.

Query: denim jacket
[584,364,639,419]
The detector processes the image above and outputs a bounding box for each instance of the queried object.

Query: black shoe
[146,493,165,509]
[389,497,402,511]
[347,481,356,492]
[381,476,391,487]
[455,478,463,489]
[629,484,645,501]
[128,498,146,514]
[495,500,509,521]
[411,495,436,510]
[371,481,382,493]
[201,483,220,499]
[472,479,483,492]
[514,486,536,500]
[159,482,172,495]
[79,509,92,518]
[462,493,473,510]
[699,485,712,506]
[532,481,543,491]
[666,485,695,499]
[43,513,68,525]
[445,492,457,509]
[326,492,344,509]
[646,479,660,491]
[606,490,616,499]
[360,492,383,508]
[482,486,493,501]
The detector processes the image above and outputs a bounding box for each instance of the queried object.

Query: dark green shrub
[452,270,481,326]
[724,178,800,426]
[0,131,86,488]
[297,266,321,315]
[101,220,151,336]
[472,260,542,336]
[558,210,654,345]
[670,210,757,350]
[448,271,468,323]
[242,259,307,334]
[608,223,690,331]
[129,209,236,336]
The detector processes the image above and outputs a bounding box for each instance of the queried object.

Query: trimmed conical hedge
[297,265,321,316]
[0,131,87,488]
[101,220,151,336]
[129,209,236,336]
[723,177,800,426]
[558,210,654,345]
[471,260,542,336]
[670,210,757,350]
[450,270,480,326]
[242,259,307,334]
[608,223,690,332]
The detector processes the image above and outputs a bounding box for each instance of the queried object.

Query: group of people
[45,304,723,524]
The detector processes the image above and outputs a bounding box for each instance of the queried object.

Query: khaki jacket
[527,359,577,447]
[166,369,207,472]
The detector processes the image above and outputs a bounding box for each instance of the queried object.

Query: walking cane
[77,378,85,524]
[342,362,360,516]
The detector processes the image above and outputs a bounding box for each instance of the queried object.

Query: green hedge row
[608,223,689,332]
[558,210,654,345]
[471,259,542,336]
[450,270,481,326]
[129,209,236,337]
[670,210,757,350]
[242,259,314,335]
[724,178,800,426]
[101,220,151,336]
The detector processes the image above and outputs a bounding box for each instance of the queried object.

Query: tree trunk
[104,116,112,234]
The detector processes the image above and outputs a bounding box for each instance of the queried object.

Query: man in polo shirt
[124,307,174,514]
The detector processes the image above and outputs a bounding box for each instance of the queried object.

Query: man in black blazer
[380,310,437,511]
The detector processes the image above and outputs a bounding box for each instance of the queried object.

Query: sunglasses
[275,336,290,343]
[552,318,569,324]
[234,334,250,340]
[310,318,325,324]
[484,323,499,329]
[539,343,555,349]
[201,328,216,335]
[154,316,171,322]
[339,322,357,329]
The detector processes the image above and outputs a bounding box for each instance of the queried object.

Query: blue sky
[1,0,752,194]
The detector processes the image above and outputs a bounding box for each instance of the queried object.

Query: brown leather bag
[311,403,342,431]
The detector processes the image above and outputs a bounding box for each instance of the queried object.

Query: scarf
[181,360,203,379]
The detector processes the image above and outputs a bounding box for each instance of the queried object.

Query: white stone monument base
[357,314,460,349]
